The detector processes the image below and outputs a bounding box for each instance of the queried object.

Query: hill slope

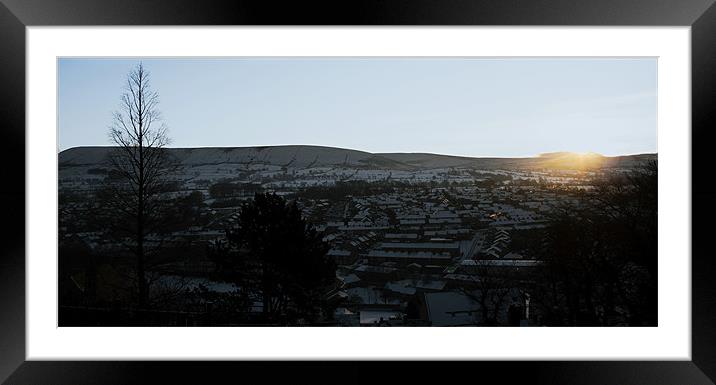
[59,145,656,171]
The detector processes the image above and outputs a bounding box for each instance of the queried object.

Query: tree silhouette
[456,261,519,325]
[105,62,173,308]
[532,160,657,325]
[210,192,336,324]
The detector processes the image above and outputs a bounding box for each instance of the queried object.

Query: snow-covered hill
[59,145,656,171]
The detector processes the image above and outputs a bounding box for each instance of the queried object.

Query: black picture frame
[1,0,715,383]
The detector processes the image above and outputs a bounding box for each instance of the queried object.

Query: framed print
[1,0,715,383]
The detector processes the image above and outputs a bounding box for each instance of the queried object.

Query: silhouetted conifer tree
[210,192,336,324]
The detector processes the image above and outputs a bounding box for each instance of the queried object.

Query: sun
[540,151,605,170]
[567,152,604,170]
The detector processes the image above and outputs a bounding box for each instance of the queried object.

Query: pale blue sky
[58,58,657,157]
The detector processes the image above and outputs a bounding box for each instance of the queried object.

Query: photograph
[2,0,713,380]
[57,57,658,327]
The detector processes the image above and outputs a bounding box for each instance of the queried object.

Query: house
[359,309,404,326]
[362,250,453,266]
[334,307,360,326]
[328,248,356,265]
[423,291,480,326]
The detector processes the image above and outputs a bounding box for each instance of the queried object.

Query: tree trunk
[137,79,147,309]
[137,216,147,308]
[262,263,271,317]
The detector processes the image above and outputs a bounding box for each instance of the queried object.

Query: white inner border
[27,27,691,360]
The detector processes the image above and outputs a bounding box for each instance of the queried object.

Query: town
[58,145,657,326]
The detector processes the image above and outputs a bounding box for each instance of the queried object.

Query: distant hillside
[59,145,412,170]
[59,145,656,171]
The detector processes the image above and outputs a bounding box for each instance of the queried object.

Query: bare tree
[106,62,172,308]
[457,262,517,325]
